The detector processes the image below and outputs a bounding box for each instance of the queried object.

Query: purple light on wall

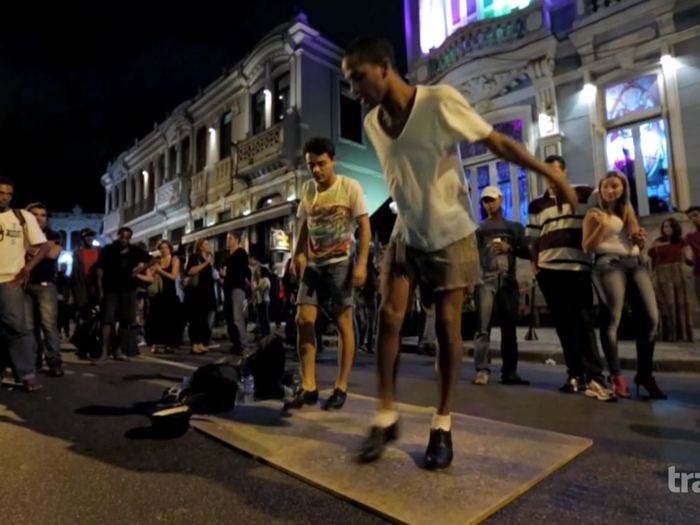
[417,0,544,54]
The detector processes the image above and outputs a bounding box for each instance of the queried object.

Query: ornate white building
[406,0,700,229]
[101,13,387,268]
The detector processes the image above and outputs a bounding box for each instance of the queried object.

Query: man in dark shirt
[221,231,251,352]
[25,203,65,377]
[96,227,152,362]
[472,187,530,387]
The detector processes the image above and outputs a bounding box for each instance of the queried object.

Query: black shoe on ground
[283,389,319,411]
[46,363,65,378]
[425,428,453,470]
[500,373,530,385]
[323,388,347,411]
[559,376,580,393]
[357,422,399,464]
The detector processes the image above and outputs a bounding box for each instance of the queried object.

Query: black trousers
[536,269,605,383]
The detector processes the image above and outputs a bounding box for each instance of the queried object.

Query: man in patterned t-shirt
[284,137,371,412]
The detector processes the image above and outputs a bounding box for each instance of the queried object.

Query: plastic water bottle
[236,376,247,405]
[243,374,255,404]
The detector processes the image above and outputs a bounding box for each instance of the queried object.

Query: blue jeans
[592,254,659,377]
[473,275,520,377]
[24,283,63,366]
[0,283,36,380]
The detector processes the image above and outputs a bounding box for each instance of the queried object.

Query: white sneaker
[473,370,490,385]
[584,380,617,402]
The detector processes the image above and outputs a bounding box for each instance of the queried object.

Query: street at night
[2,347,699,524]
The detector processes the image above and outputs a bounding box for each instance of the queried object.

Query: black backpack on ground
[240,334,287,399]
[188,357,240,413]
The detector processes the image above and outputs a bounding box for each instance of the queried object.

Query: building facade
[50,206,106,275]
[101,13,387,271]
[406,0,700,233]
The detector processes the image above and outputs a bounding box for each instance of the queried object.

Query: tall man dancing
[342,36,576,470]
[285,137,371,411]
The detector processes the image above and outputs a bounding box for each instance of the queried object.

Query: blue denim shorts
[296,260,354,309]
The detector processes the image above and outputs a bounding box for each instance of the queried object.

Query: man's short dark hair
[544,155,566,170]
[229,231,242,241]
[0,176,14,187]
[686,206,700,215]
[344,36,396,69]
[26,202,47,212]
[303,137,336,159]
[117,226,133,236]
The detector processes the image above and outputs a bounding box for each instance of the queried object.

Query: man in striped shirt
[527,155,615,402]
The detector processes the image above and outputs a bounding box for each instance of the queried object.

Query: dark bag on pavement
[187,357,240,413]
[71,309,101,359]
[239,334,287,399]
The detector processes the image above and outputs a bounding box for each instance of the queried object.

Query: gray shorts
[296,260,354,309]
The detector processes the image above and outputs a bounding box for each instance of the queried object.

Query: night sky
[0,0,406,213]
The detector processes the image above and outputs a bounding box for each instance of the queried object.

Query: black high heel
[633,375,667,400]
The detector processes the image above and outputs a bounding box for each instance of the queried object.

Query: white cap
[481,186,502,200]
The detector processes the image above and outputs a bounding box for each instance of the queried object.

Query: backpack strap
[12,208,26,227]
[12,209,30,248]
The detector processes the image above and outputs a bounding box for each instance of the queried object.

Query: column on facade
[154,155,163,190]
[105,189,110,214]
[528,56,563,161]
[175,143,181,177]
[114,185,121,210]
[134,171,143,203]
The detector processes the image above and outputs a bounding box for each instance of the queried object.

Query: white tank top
[596,215,640,256]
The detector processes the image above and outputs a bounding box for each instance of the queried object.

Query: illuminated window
[603,72,671,215]
[604,74,661,121]
[419,0,533,53]
[461,118,529,223]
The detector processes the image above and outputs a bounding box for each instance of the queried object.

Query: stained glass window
[605,119,671,214]
[604,74,661,122]
[496,161,513,219]
[476,165,490,220]
[639,119,671,208]
[460,119,523,160]
[517,166,528,224]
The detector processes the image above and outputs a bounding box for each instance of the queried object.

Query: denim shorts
[296,260,354,309]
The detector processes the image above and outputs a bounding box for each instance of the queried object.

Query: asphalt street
[2,347,699,524]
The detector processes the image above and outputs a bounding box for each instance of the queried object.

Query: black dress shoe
[500,374,530,385]
[322,388,347,411]
[357,422,399,464]
[425,428,453,470]
[46,363,65,378]
[283,389,319,411]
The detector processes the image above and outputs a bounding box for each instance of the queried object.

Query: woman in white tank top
[582,171,666,400]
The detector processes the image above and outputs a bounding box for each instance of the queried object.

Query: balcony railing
[103,209,124,235]
[124,195,155,223]
[238,123,284,168]
[419,1,548,82]
[155,175,190,213]
[579,0,625,17]
[236,110,301,180]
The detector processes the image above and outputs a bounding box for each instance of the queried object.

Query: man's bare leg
[425,287,467,470]
[284,304,319,410]
[357,271,414,462]
[334,305,355,391]
[323,305,355,410]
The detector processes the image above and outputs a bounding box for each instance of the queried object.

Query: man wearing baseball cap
[473,185,530,386]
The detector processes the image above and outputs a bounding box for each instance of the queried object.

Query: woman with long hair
[648,217,694,343]
[145,240,181,353]
[184,239,217,354]
[582,170,665,399]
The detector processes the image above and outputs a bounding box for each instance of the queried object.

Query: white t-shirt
[364,84,494,252]
[0,209,47,284]
[297,175,368,267]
